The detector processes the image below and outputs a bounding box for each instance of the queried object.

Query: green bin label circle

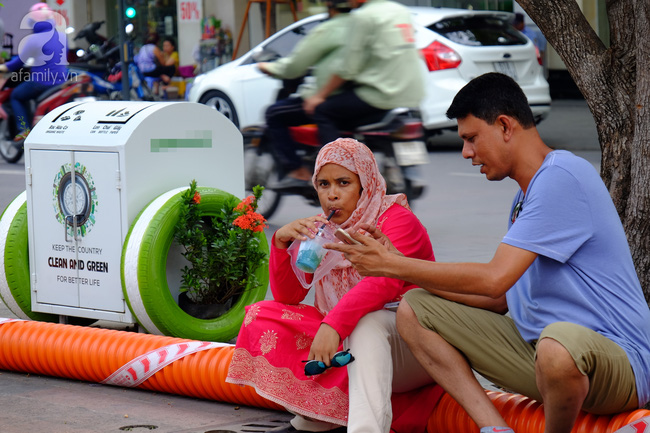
[52,162,98,238]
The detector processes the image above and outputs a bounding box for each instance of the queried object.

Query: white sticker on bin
[102,340,231,387]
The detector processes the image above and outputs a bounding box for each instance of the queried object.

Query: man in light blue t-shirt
[326,73,650,433]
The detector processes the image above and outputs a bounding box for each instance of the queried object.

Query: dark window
[429,15,527,46]
[253,19,326,62]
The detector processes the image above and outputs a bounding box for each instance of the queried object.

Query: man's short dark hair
[514,13,525,26]
[446,72,536,128]
[326,0,352,12]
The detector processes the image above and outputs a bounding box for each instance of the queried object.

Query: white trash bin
[0,101,261,339]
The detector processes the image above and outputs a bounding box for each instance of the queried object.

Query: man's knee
[536,322,638,413]
[396,300,424,343]
[265,103,283,125]
[536,337,581,379]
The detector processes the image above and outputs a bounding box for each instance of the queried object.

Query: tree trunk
[518,0,650,303]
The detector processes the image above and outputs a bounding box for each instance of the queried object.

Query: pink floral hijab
[310,138,410,314]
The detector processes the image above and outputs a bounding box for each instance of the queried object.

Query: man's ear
[497,114,515,141]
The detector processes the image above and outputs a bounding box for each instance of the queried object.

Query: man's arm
[258,22,337,80]
[326,229,537,306]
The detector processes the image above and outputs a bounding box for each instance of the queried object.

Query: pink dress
[226,204,435,425]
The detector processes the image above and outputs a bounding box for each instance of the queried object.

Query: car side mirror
[251,46,281,63]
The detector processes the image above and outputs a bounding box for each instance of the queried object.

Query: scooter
[243,105,429,219]
[0,70,94,163]
[69,22,156,101]
[71,21,119,68]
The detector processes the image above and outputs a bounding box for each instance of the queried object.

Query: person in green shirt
[258,0,353,189]
[303,0,425,146]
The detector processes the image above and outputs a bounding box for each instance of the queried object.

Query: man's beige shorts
[404,289,638,414]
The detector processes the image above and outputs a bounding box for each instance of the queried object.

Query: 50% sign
[179,1,201,22]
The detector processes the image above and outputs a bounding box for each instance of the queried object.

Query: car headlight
[193,74,206,86]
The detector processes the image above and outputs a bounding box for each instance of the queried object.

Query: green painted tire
[0,192,57,322]
[121,186,269,342]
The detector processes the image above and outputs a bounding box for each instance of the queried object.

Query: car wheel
[199,90,240,128]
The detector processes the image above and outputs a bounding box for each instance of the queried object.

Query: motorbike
[71,21,119,68]
[243,99,429,219]
[0,69,95,163]
[67,59,157,102]
[69,22,156,101]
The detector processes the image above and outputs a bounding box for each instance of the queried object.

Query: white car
[187,7,551,134]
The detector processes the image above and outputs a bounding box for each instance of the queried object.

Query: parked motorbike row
[0,21,156,163]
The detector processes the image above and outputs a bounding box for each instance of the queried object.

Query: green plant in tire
[174,180,268,306]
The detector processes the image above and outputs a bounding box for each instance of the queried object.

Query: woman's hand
[273,214,330,249]
[308,323,341,366]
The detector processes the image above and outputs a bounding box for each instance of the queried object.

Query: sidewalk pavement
[0,98,600,432]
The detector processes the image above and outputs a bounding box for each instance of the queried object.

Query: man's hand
[257,62,272,75]
[324,225,401,277]
[360,223,403,256]
[303,94,325,115]
[308,323,341,366]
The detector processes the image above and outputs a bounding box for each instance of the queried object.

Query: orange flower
[233,212,266,232]
[192,191,201,204]
[235,196,254,213]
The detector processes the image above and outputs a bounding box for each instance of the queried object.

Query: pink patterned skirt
[226,300,349,425]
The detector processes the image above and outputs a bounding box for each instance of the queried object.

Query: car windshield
[429,15,527,46]
[248,19,326,63]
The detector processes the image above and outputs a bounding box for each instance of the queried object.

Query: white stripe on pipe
[102,340,231,387]
[122,187,186,335]
[0,192,30,320]
[0,317,24,325]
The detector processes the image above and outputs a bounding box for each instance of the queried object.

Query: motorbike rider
[0,3,67,142]
[303,0,425,146]
[257,0,354,190]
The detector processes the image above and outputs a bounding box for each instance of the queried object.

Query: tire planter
[122,186,269,342]
[0,192,58,322]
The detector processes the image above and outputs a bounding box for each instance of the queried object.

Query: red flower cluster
[235,196,254,213]
[233,213,266,232]
[192,191,201,204]
[233,195,266,232]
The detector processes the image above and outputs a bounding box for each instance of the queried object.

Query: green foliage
[16,116,30,140]
[174,181,267,305]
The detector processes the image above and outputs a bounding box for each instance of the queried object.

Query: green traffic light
[125,6,136,18]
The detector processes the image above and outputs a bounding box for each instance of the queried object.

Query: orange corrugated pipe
[0,319,282,411]
[427,389,650,433]
[2,319,649,432]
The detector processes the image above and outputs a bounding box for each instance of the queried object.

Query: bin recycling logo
[52,163,98,238]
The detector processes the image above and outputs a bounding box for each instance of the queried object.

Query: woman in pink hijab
[227,138,441,433]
